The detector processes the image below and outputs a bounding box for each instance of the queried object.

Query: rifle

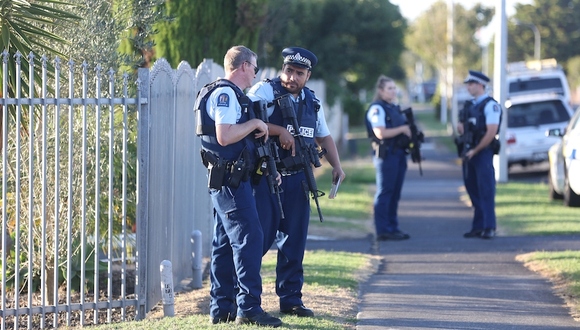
[455,105,478,181]
[274,94,326,222]
[251,100,285,219]
[401,107,425,176]
[455,105,475,161]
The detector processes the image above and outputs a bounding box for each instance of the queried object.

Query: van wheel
[563,175,580,207]
[548,168,563,200]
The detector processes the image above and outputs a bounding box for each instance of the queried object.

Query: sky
[390,0,533,22]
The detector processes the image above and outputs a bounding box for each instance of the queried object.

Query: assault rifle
[455,105,478,180]
[251,100,285,219]
[274,94,326,222]
[455,106,475,160]
[401,107,425,176]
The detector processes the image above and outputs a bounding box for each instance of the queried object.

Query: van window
[507,100,570,128]
[508,78,565,96]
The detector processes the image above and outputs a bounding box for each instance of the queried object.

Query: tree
[118,0,167,69]
[261,0,406,92]
[405,1,493,86]
[153,0,268,68]
[510,0,580,95]
[510,0,580,63]
[256,0,406,124]
[405,1,494,116]
[0,0,81,95]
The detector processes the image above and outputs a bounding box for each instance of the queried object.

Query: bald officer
[247,47,345,317]
[457,70,502,239]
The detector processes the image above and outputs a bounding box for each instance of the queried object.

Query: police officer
[458,70,501,239]
[247,47,346,317]
[195,45,282,327]
[365,75,412,241]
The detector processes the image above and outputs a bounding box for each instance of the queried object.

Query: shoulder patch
[493,104,500,112]
[217,93,230,107]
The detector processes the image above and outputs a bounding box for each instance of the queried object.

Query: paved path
[307,139,580,329]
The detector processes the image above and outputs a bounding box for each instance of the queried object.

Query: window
[508,78,565,96]
[507,100,570,128]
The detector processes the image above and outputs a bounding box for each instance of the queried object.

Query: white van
[506,58,571,104]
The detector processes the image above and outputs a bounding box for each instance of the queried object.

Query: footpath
[306,132,580,329]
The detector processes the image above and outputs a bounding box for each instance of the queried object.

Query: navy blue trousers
[373,149,408,235]
[463,147,497,231]
[209,180,264,319]
[255,171,310,310]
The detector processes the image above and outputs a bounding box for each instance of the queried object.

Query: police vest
[365,100,408,148]
[266,78,320,162]
[463,96,502,144]
[194,79,255,162]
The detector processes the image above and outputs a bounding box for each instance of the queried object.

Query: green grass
[313,161,375,220]
[496,182,580,235]
[70,250,373,330]
[262,250,369,290]
[517,250,580,317]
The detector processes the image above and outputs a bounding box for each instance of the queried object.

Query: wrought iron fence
[1,51,143,329]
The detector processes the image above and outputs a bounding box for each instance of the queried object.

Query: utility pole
[514,20,541,61]
[444,0,453,126]
[494,0,508,182]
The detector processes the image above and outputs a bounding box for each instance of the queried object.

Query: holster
[490,138,501,155]
[228,156,251,189]
[372,141,389,158]
[201,149,227,190]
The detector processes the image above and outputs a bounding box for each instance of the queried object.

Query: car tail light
[506,133,516,145]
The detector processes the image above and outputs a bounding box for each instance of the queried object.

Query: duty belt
[200,149,252,189]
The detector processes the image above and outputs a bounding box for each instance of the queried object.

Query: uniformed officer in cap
[457,69,502,239]
[247,47,346,317]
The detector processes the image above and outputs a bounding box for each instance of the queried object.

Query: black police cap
[281,47,318,70]
[463,70,490,85]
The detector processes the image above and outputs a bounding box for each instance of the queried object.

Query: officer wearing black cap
[458,70,502,239]
[247,47,346,317]
[281,47,317,70]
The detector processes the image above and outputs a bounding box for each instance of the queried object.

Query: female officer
[365,75,412,241]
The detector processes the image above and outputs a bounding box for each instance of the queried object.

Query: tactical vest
[463,96,502,145]
[194,79,255,162]
[365,100,408,149]
[267,78,319,163]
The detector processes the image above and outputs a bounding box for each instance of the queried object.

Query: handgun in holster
[372,140,388,158]
[201,149,226,190]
